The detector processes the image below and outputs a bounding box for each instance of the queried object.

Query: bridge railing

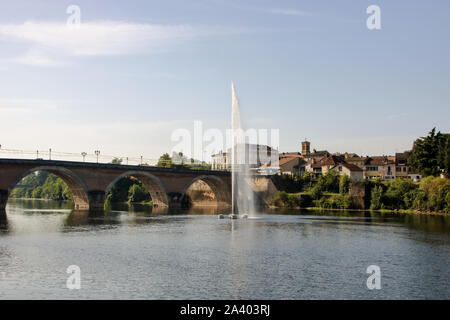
[0,147,161,166]
[0,147,211,169]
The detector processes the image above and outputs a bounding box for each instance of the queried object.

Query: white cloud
[0,98,65,114]
[13,49,70,67]
[0,21,233,66]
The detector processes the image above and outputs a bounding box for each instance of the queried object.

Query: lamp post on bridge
[49,148,52,160]
[95,150,100,164]
[81,152,87,162]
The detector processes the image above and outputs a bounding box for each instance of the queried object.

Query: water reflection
[268,208,450,234]
[0,213,8,233]
[1,200,450,299]
[2,200,450,237]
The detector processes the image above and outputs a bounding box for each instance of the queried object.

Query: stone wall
[249,176,279,207]
[184,179,218,207]
[349,182,366,209]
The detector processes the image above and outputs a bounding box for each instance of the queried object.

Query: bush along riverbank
[269,171,450,215]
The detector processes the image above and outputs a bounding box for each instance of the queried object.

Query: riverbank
[268,204,450,216]
[8,197,71,202]
[9,198,153,210]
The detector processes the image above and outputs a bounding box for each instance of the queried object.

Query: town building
[277,157,307,176]
[214,138,423,182]
[395,151,422,181]
[307,155,344,177]
[211,144,278,171]
[211,151,229,171]
[329,163,364,181]
[363,156,395,180]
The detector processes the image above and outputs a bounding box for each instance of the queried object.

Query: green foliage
[300,172,312,187]
[310,184,323,200]
[111,158,123,164]
[446,192,450,211]
[128,184,151,203]
[383,178,417,209]
[106,177,136,203]
[408,128,450,177]
[156,153,172,168]
[365,176,450,213]
[339,174,350,195]
[271,174,304,193]
[320,170,340,193]
[315,194,351,209]
[335,194,352,209]
[309,171,340,199]
[190,163,212,170]
[438,134,450,177]
[273,175,450,213]
[370,185,384,210]
[10,171,72,201]
[271,191,300,208]
[418,176,450,212]
[105,177,151,204]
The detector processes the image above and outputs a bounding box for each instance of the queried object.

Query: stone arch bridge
[0,159,231,216]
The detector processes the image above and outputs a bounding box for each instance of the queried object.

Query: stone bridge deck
[0,159,231,215]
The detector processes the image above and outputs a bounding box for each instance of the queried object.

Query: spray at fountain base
[218,214,248,220]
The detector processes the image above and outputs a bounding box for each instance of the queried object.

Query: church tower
[301,140,311,156]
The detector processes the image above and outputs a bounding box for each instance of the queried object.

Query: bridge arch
[105,171,169,208]
[8,166,90,210]
[181,175,231,208]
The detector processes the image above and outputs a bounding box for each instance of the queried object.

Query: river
[0,199,449,299]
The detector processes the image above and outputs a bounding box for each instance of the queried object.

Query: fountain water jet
[228,83,255,219]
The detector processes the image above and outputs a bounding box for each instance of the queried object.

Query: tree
[111,158,123,165]
[301,172,312,187]
[370,185,384,210]
[437,134,450,177]
[10,171,72,201]
[128,184,151,203]
[384,178,417,209]
[315,170,340,194]
[156,153,172,168]
[106,177,138,203]
[339,174,350,195]
[310,184,323,200]
[418,176,450,212]
[409,128,449,177]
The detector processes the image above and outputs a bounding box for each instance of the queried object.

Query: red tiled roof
[312,155,344,168]
[279,157,300,166]
[341,163,363,172]
[367,156,393,166]
[280,152,303,159]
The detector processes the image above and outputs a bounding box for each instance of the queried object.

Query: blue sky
[0,0,449,161]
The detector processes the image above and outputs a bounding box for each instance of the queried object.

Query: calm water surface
[1,199,449,299]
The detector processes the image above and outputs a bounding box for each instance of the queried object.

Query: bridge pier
[87,190,106,213]
[0,190,8,219]
[167,192,183,210]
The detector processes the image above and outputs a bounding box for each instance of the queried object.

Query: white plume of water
[231,82,255,217]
